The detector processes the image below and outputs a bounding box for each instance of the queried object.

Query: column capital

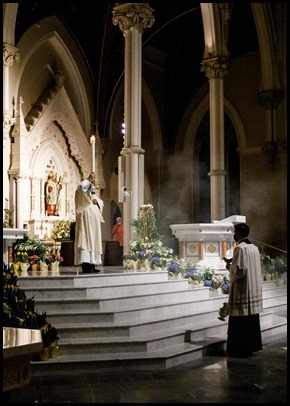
[122,146,145,155]
[200,56,228,79]
[112,3,155,33]
[3,115,15,133]
[3,43,20,67]
[208,169,227,177]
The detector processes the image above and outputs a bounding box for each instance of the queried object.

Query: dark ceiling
[15,2,258,145]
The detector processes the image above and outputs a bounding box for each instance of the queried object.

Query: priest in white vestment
[74,173,104,273]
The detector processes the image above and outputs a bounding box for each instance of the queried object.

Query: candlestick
[90,135,96,173]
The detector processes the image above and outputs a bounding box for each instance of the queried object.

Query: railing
[252,239,287,258]
[253,239,287,278]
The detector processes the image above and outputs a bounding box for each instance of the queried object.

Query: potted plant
[28,254,41,271]
[13,234,48,265]
[41,252,63,271]
[40,322,60,359]
[13,250,29,275]
[3,263,60,360]
[51,220,71,240]
[124,204,176,271]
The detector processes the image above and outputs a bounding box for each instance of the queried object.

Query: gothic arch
[200,3,221,58]
[10,15,94,134]
[3,3,18,44]
[251,3,282,91]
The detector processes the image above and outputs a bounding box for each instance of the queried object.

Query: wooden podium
[59,240,75,266]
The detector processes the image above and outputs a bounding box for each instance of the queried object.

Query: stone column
[112,3,155,253]
[15,176,24,228]
[10,98,30,228]
[3,43,19,119]
[221,240,227,259]
[30,177,36,218]
[200,57,228,221]
[178,241,184,259]
[3,43,20,213]
[199,241,205,261]
[40,178,46,219]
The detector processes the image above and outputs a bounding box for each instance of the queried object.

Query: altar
[170,215,246,269]
[3,228,27,264]
[3,327,43,392]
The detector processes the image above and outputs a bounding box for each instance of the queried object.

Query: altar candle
[90,135,96,173]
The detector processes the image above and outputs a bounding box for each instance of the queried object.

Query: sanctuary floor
[3,326,287,403]
[3,266,287,403]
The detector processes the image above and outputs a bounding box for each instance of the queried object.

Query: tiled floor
[3,332,287,403]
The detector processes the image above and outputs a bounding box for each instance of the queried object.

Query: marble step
[33,290,209,312]
[49,306,274,343]
[24,269,286,375]
[187,314,287,356]
[36,283,286,325]
[53,309,272,342]
[262,285,287,298]
[22,279,204,301]
[30,312,286,376]
[18,270,170,289]
[33,288,218,314]
[56,313,281,357]
[31,342,205,375]
[263,294,287,308]
[39,295,228,325]
[54,312,270,356]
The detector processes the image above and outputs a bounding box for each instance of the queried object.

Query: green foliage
[124,204,176,269]
[51,220,71,240]
[12,234,48,262]
[260,252,287,275]
[182,262,231,294]
[3,262,59,348]
[132,204,161,241]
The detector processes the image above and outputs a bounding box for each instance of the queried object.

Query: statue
[45,171,62,216]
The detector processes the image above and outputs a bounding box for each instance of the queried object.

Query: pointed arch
[11,16,95,134]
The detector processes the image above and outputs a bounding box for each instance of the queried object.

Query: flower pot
[31,263,38,273]
[50,261,60,276]
[39,347,50,361]
[49,341,60,358]
[39,260,49,275]
[264,273,272,281]
[144,258,152,270]
[12,262,21,276]
[20,262,29,276]
[132,260,138,270]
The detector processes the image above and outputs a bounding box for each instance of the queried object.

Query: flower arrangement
[13,234,48,258]
[28,254,41,265]
[182,263,230,294]
[14,251,29,263]
[41,323,59,347]
[42,252,64,265]
[3,263,60,350]
[51,220,71,240]
[166,258,184,278]
[123,204,177,270]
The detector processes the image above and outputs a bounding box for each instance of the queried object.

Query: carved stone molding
[3,43,20,67]
[200,56,228,79]
[112,3,155,33]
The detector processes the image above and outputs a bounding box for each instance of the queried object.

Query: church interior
[3,2,287,403]
[3,2,287,253]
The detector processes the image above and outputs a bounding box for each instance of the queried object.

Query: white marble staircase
[17,268,287,376]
